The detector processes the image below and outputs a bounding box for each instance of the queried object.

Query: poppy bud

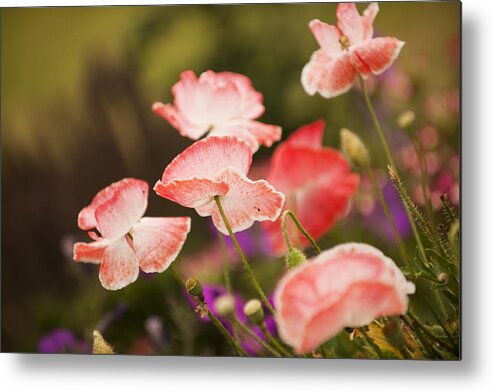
[186,277,203,299]
[397,110,416,128]
[243,299,264,325]
[285,248,306,269]
[214,294,236,317]
[383,319,406,350]
[340,128,370,170]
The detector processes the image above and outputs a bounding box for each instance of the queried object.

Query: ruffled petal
[197,168,285,235]
[93,179,148,240]
[294,170,360,245]
[215,72,265,119]
[284,119,325,149]
[269,144,351,192]
[337,3,364,45]
[265,144,359,254]
[78,178,148,239]
[159,136,253,183]
[275,243,415,353]
[73,239,110,264]
[98,237,140,290]
[301,50,357,99]
[154,178,229,208]
[308,19,342,57]
[361,2,379,41]
[210,120,282,152]
[352,37,405,76]
[131,217,191,273]
[152,101,207,140]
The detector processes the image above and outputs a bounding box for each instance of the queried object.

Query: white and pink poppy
[302,2,405,99]
[152,70,282,152]
[73,178,191,290]
[274,243,415,354]
[262,120,360,255]
[154,136,285,235]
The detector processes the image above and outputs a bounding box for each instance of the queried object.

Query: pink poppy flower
[152,70,282,152]
[154,136,285,235]
[302,2,405,99]
[274,243,415,354]
[73,178,191,290]
[261,120,360,255]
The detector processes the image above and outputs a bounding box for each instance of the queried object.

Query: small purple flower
[367,181,411,241]
[38,329,89,354]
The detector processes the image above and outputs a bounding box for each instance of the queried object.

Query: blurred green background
[1,2,460,353]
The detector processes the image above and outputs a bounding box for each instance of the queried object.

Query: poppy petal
[275,243,415,353]
[98,237,140,290]
[301,50,357,99]
[215,72,265,118]
[284,119,325,149]
[308,19,342,57]
[337,3,364,45]
[152,102,206,140]
[352,37,405,76]
[93,179,148,241]
[154,178,229,209]
[131,217,191,273]
[159,136,253,184]
[361,2,379,41]
[295,171,360,245]
[73,239,109,264]
[197,168,285,235]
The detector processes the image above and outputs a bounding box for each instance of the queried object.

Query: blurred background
[1,2,459,354]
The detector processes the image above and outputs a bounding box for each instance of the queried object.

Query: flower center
[339,35,351,50]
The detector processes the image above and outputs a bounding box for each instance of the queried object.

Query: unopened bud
[383,319,405,350]
[397,110,416,128]
[243,299,264,325]
[92,330,115,355]
[285,248,306,269]
[186,277,203,298]
[214,294,236,317]
[340,128,370,170]
[437,272,449,284]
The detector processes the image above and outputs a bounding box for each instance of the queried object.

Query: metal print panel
[1,1,460,358]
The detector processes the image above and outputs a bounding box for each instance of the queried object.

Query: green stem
[409,123,435,223]
[169,266,246,356]
[359,328,384,359]
[207,308,246,356]
[214,196,275,316]
[407,312,456,354]
[281,210,321,254]
[388,166,430,272]
[358,75,396,169]
[260,323,293,357]
[234,320,281,357]
[419,295,458,354]
[218,233,240,343]
[366,168,411,271]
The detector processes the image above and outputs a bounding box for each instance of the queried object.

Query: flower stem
[281,210,321,254]
[359,327,384,359]
[358,75,396,169]
[169,265,246,356]
[234,319,281,357]
[366,168,412,272]
[260,323,293,357]
[408,123,435,223]
[217,233,240,343]
[214,196,275,316]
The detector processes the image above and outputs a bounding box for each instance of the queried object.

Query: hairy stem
[214,196,275,316]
